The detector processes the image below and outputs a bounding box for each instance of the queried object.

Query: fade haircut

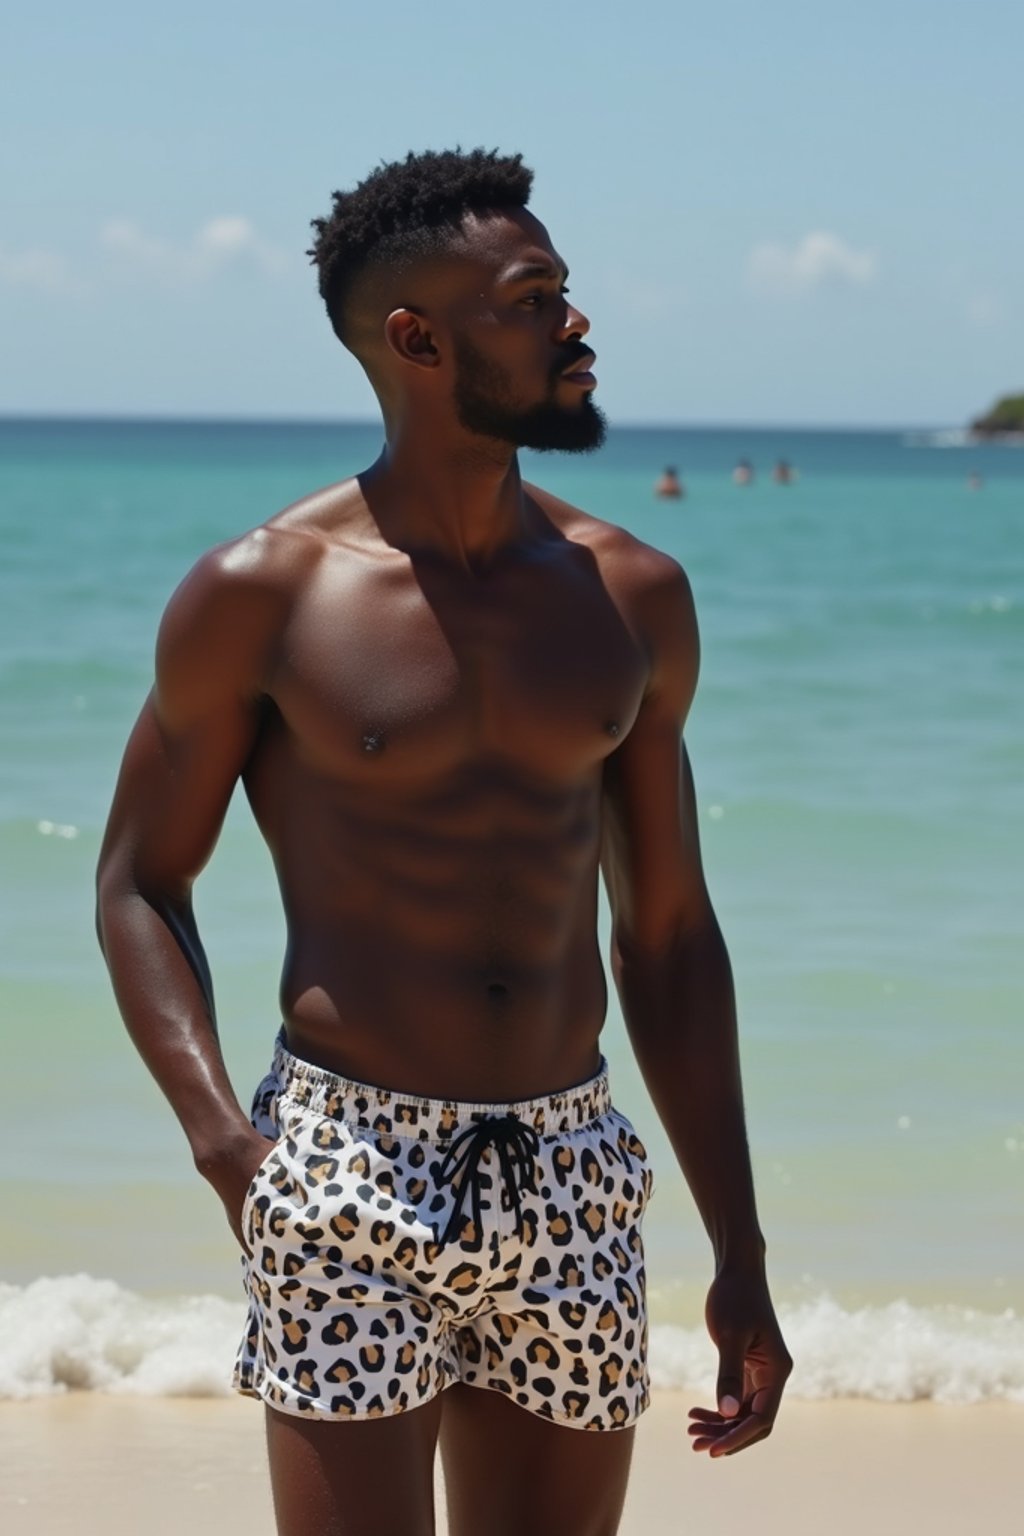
[308,147,533,349]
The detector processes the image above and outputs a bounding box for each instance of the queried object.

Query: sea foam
[0,1276,240,1400]
[653,1295,1024,1404]
[1,1277,1022,1405]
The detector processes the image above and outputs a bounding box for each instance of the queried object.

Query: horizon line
[0,411,970,433]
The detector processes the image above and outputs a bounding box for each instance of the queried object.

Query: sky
[3,0,1021,426]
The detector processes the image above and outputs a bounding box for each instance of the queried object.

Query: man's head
[309,148,605,453]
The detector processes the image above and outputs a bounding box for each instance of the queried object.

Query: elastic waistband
[269,1031,612,1141]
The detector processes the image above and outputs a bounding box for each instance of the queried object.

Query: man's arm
[95,533,295,1243]
[601,554,791,1456]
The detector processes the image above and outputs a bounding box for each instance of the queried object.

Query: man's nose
[557,300,590,341]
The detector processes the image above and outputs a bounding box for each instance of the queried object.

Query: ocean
[1,418,1021,1405]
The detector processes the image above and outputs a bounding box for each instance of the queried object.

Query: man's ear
[384,308,440,368]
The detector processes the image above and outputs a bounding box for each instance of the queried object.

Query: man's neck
[360,430,535,572]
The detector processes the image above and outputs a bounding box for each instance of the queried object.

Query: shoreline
[3,1391,1020,1535]
[3,1272,1022,1406]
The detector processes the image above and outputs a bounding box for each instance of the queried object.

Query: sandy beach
[3,1390,1019,1534]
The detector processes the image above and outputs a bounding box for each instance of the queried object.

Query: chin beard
[453,340,607,454]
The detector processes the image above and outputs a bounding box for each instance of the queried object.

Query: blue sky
[3,1,1020,425]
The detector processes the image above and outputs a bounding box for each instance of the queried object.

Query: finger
[742,1377,787,1434]
[688,1413,734,1435]
[706,1384,782,1457]
[688,1413,738,1447]
[715,1341,747,1418]
[691,1424,740,1454]
[687,1419,727,1443]
[709,1416,771,1457]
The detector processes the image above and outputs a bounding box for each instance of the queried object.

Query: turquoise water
[1,419,1021,1401]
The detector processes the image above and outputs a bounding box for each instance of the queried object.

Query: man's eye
[521,287,569,307]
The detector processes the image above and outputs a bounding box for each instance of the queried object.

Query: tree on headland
[971,394,1024,436]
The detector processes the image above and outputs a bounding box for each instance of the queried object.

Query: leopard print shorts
[233,1032,653,1430]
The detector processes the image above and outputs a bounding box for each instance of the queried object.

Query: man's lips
[560,352,597,387]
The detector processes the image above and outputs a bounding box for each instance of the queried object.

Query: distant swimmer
[967,471,984,491]
[654,465,685,499]
[733,457,754,485]
[772,459,797,485]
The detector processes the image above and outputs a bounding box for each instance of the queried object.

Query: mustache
[552,347,593,378]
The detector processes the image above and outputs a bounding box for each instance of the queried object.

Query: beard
[452,336,607,454]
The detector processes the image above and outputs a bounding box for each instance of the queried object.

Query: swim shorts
[233,1032,654,1430]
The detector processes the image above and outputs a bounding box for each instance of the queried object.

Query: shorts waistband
[269,1030,612,1141]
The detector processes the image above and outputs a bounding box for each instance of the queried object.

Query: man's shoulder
[156,480,364,692]
[172,478,362,612]
[526,482,690,598]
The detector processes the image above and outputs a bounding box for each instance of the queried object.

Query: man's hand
[687,1267,792,1457]
[196,1127,279,1251]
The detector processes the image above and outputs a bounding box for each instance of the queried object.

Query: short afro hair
[309,147,533,348]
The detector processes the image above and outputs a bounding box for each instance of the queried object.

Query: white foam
[0,1276,241,1400]
[651,1294,1024,1404]
[2,1278,1022,1405]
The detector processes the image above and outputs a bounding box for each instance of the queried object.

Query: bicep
[601,707,711,952]
[98,553,273,896]
[100,687,260,896]
[600,558,711,949]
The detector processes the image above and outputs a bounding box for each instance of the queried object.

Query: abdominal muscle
[246,751,612,1103]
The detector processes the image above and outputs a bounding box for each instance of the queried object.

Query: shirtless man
[96,148,790,1536]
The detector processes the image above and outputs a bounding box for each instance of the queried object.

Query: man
[97,148,790,1536]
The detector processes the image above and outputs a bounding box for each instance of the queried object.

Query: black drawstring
[435,1115,541,1249]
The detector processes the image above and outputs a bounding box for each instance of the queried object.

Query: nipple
[362,731,385,755]
[605,721,620,739]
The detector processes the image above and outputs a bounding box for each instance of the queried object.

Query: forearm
[613,915,765,1272]
[96,873,252,1170]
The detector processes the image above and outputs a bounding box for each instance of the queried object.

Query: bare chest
[268,551,650,783]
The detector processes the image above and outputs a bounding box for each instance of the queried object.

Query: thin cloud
[747,232,878,296]
[965,292,1003,330]
[0,243,83,296]
[99,216,288,283]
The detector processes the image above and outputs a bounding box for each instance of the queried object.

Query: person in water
[97,147,790,1536]
[733,457,754,485]
[654,466,685,498]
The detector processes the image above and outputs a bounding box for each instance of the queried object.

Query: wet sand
[2,1391,1019,1534]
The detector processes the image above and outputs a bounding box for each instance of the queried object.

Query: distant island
[970,393,1024,436]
